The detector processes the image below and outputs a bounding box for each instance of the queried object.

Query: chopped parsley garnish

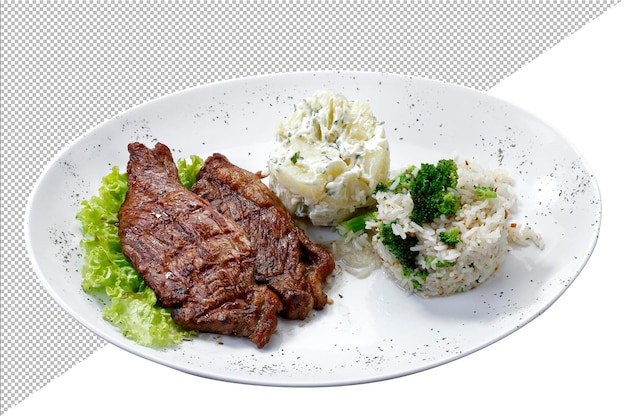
[290,151,302,164]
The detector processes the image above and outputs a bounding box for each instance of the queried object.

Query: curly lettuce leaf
[177,154,204,189]
[103,289,193,347]
[77,157,202,347]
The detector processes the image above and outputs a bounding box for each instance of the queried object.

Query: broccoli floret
[410,278,423,290]
[374,182,387,193]
[379,222,419,276]
[474,185,497,200]
[439,226,461,246]
[336,211,378,236]
[378,165,418,193]
[435,259,456,268]
[409,159,461,225]
[410,269,430,289]
[424,256,456,268]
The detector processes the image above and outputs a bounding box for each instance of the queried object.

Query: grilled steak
[118,142,281,348]
[192,153,335,320]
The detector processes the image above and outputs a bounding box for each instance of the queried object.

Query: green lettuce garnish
[77,155,204,347]
[177,155,205,189]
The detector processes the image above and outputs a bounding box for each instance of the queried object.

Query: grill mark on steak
[191,153,335,320]
[118,142,281,348]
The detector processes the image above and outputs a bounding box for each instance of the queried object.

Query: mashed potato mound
[267,90,390,226]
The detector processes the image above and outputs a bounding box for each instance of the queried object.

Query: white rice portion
[368,158,543,297]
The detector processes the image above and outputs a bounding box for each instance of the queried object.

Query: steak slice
[192,153,335,320]
[118,142,281,348]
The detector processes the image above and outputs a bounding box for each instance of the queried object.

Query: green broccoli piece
[474,185,497,200]
[410,278,424,290]
[424,256,456,268]
[336,211,378,236]
[409,159,461,225]
[379,222,419,276]
[435,259,456,268]
[439,226,461,246]
[377,165,418,193]
[374,182,387,193]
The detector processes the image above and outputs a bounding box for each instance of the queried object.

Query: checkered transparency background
[0,1,620,414]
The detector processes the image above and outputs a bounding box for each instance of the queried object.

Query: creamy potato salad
[267,90,390,226]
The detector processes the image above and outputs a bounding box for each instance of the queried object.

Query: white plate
[25,72,601,386]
